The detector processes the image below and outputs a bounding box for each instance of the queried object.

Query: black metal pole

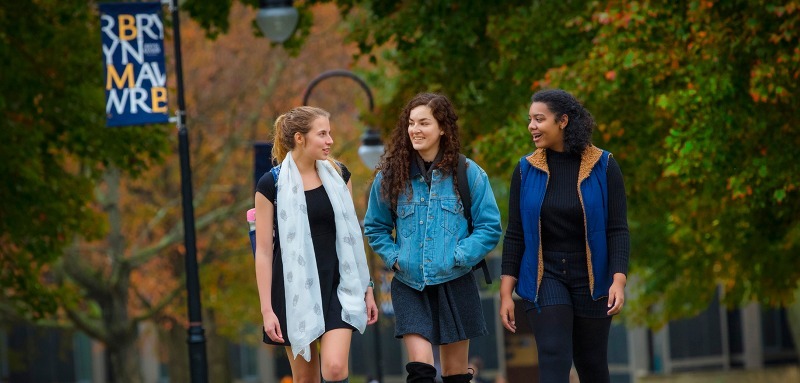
[170,0,208,382]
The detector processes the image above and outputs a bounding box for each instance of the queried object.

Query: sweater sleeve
[606,157,630,276]
[501,163,525,278]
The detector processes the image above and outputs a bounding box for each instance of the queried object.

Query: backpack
[457,154,492,285]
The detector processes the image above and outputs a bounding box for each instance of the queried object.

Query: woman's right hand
[499,295,517,333]
[263,311,284,343]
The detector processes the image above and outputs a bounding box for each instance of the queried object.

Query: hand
[365,287,379,325]
[499,295,517,333]
[262,310,284,343]
[607,273,627,316]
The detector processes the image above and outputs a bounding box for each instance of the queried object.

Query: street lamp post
[302,70,385,383]
[168,0,298,381]
[169,0,208,381]
[301,70,385,169]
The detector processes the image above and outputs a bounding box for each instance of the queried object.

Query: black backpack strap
[456,154,473,232]
[457,154,491,284]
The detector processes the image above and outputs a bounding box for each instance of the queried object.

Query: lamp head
[256,0,298,43]
[358,128,384,169]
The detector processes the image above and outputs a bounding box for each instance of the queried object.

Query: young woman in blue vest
[364,93,502,383]
[254,106,379,383]
[499,89,630,383]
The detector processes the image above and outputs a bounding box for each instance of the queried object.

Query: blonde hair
[271,106,331,163]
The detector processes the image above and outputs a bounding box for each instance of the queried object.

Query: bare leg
[440,340,471,383]
[403,334,437,383]
[319,329,353,382]
[404,333,435,364]
[285,344,321,383]
[439,340,469,376]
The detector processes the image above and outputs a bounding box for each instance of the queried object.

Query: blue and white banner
[100,2,168,127]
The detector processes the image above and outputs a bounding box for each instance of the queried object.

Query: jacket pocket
[440,198,463,235]
[396,204,417,238]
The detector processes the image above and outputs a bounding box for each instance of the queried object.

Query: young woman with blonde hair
[254,106,378,383]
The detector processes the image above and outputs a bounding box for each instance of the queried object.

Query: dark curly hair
[377,93,462,210]
[531,89,595,155]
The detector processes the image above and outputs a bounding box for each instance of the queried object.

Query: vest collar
[525,146,604,183]
[525,149,549,174]
[578,146,604,184]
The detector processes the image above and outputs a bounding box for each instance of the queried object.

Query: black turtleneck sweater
[501,149,630,278]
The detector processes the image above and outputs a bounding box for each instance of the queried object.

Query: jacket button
[562,259,566,263]
[420,197,425,202]
[419,220,424,225]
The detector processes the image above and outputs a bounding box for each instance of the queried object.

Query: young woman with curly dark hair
[499,89,630,383]
[364,93,502,383]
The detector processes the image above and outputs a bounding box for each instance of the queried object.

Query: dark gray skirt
[392,271,488,345]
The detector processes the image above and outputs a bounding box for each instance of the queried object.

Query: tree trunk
[102,167,144,383]
[162,321,190,383]
[161,311,232,382]
[205,310,232,382]
[101,279,142,383]
[107,338,143,383]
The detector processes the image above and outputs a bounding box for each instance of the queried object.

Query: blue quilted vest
[516,148,611,302]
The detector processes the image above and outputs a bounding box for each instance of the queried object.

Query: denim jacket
[364,158,502,291]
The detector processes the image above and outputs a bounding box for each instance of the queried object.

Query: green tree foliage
[336,0,800,326]
[5,0,797,337]
[484,0,800,326]
[0,1,169,317]
[186,0,800,326]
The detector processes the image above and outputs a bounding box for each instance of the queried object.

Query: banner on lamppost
[100,2,168,127]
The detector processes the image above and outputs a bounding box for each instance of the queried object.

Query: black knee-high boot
[441,372,473,383]
[406,362,437,383]
[322,378,349,383]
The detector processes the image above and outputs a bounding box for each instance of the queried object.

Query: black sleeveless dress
[256,165,355,346]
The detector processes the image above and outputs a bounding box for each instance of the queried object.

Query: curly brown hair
[377,93,462,210]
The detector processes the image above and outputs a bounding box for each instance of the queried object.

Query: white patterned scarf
[276,151,370,361]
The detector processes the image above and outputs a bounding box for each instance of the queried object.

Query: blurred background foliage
[2,1,799,368]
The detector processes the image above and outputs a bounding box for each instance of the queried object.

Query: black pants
[524,304,613,383]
